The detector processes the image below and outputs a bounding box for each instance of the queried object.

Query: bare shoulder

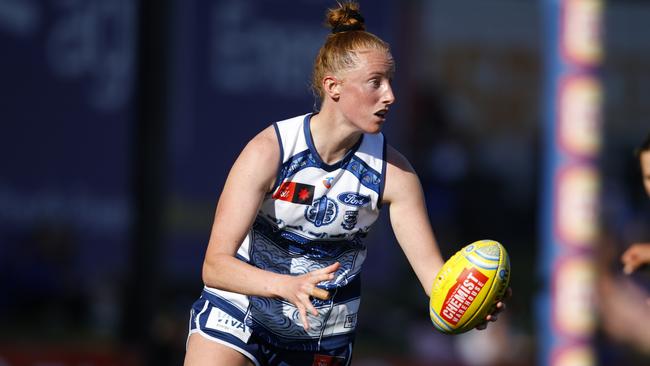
[231,125,281,192]
[244,125,279,156]
[385,144,416,173]
[383,144,421,205]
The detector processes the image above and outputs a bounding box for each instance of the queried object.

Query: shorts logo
[344,313,357,328]
[205,307,251,342]
[305,196,338,227]
[341,210,358,230]
[273,181,315,205]
[337,192,370,207]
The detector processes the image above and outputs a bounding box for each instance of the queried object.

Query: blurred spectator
[597,133,650,359]
[621,132,650,288]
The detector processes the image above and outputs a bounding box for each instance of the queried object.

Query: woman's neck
[309,109,362,165]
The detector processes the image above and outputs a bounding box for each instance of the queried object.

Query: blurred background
[0,0,648,365]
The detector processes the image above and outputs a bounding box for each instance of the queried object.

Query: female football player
[184,2,507,365]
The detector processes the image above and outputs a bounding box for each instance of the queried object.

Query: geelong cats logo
[341,210,358,230]
[305,196,338,227]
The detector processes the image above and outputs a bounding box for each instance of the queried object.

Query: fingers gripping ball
[429,240,511,334]
[311,287,331,301]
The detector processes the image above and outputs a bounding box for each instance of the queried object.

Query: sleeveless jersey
[203,113,386,351]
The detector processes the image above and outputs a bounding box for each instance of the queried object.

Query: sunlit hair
[311,1,393,103]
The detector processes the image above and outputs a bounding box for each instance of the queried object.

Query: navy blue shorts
[188,294,354,366]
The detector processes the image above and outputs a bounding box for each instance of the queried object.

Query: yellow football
[429,240,510,334]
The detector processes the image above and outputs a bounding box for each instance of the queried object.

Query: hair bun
[327,1,365,34]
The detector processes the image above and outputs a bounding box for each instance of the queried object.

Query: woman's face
[641,150,650,197]
[335,49,395,134]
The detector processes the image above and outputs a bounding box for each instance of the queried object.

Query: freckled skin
[336,49,395,134]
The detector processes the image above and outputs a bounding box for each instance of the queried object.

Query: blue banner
[0,0,136,285]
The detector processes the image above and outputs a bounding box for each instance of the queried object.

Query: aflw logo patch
[440,268,488,325]
[272,182,315,205]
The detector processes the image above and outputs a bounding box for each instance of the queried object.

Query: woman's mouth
[374,109,389,119]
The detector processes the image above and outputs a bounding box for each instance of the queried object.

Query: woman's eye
[370,79,381,88]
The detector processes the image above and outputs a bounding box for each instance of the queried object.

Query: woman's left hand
[475,287,512,330]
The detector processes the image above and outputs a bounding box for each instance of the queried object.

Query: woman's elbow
[201,254,223,286]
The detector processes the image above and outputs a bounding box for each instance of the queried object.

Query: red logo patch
[440,268,488,325]
[272,182,315,205]
[312,354,345,366]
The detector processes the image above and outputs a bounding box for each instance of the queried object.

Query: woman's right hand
[276,262,341,331]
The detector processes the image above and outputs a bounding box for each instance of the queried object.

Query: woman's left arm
[382,145,507,324]
[382,145,444,296]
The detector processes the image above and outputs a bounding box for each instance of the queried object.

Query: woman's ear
[323,75,341,101]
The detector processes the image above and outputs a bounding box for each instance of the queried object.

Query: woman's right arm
[201,126,338,329]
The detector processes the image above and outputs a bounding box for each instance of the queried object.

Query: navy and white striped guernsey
[202,113,387,351]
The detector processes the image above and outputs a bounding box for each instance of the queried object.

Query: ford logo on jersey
[337,192,370,207]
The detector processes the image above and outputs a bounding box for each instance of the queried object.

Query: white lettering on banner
[206,307,252,342]
[0,184,130,232]
[210,1,323,96]
[46,0,135,111]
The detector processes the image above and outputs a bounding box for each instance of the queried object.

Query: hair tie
[332,23,358,33]
[331,14,365,34]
